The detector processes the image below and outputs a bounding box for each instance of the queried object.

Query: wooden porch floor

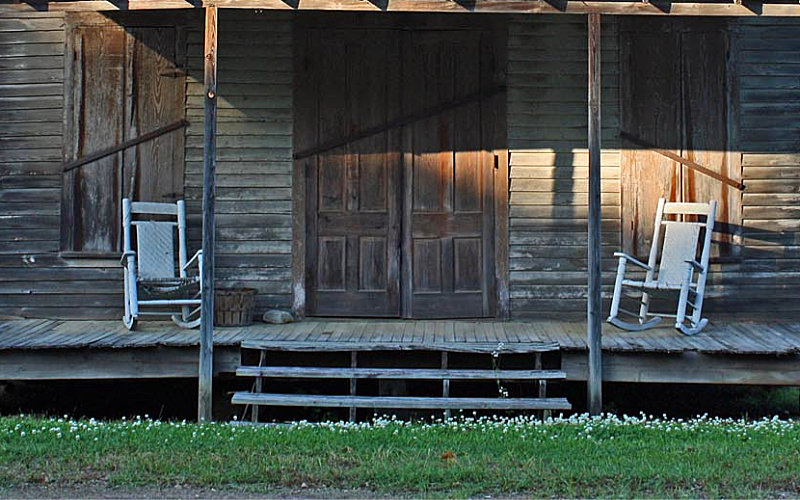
[1,317,799,356]
[1,318,799,385]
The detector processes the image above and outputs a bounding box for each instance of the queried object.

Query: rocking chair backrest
[136,222,175,280]
[122,199,189,281]
[645,199,718,288]
[658,222,702,287]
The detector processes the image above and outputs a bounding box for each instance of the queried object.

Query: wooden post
[349,351,358,422]
[198,4,218,423]
[587,12,603,416]
[442,352,450,420]
[252,349,266,423]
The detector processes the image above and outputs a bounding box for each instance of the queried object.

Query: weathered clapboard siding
[0,11,294,319]
[184,11,294,312]
[507,16,620,318]
[0,12,117,319]
[4,11,800,323]
[733,18,800,314]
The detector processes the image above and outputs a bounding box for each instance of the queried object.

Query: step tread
[240,340,560,354]
[231,392,572,410]
[236,366,567,380]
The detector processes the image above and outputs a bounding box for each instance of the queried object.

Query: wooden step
[240,340,560,354]
[231,392,572,410]
[236,366,567,380]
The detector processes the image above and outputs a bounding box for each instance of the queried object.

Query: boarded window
[620,18,741,259]
[61,23,186,254]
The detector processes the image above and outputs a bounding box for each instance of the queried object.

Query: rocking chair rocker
[121,198,203,330]
[607,198,717,336]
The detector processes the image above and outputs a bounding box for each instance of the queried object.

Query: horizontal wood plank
[236,366,567,380]
[241,340,561,353]
[231,392,573,410]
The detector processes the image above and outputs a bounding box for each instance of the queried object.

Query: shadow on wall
[507,15,798,318]
[86,12,798,319]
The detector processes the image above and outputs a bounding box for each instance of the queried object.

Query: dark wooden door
[299,25,501,318]
[301,29,403,316]
[401,31,497,318]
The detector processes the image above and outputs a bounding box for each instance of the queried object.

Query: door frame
[291,13,509,320]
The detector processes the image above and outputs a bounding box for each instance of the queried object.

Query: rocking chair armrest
[182,249,203,271]
[613,252,652,271]
[685,260,704,272]
[120,250,136,266]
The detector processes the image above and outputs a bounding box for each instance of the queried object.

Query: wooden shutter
[62,22,186,254]
[621,19,741,259]
[681,27,741,257]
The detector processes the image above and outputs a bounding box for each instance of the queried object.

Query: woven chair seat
[138,276,200,300]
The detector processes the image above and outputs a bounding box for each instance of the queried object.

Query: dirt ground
[0,484,398,499]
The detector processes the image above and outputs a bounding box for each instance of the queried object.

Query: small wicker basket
[214,288,257,327]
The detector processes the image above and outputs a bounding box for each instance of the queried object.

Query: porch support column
[198,4,218,422]
[587,12,603,415]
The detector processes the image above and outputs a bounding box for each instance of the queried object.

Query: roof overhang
[4,0,800,16]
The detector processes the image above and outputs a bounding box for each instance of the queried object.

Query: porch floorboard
[1,318,799,385]
[0,317,798,356]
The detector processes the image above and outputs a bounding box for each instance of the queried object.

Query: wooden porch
[1,318,799,386]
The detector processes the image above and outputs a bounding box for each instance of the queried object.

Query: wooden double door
[297,24,505,319]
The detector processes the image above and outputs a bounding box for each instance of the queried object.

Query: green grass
[1,414,799,498]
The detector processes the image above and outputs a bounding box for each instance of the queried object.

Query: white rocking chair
[607,198,717,336]
[121,198,203,330]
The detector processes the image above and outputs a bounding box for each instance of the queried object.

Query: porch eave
[4,0,800,16]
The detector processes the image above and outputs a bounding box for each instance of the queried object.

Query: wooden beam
[620,132,746,191]
[4,345,800,387]
[232,392,573,410]
[198,4,218,423]
[207,0,800,12]
[0,347,240,380]
[241,340,561,353]
[62,119,189,173]
[7,0,800,15]
[562,351,800,386]
[236,366,568,380]
[586,12,603,416]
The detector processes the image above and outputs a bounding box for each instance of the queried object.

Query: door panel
[304,29,402,317]
[402,31,495,319]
